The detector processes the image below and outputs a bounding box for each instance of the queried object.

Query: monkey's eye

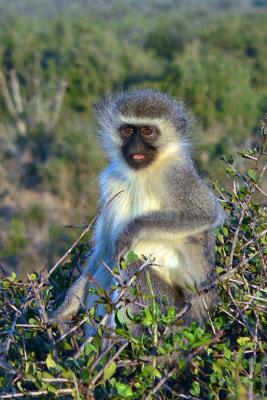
[141,127,153,136]
[119,126,134,137]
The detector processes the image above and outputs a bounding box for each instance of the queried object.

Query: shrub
[0,119,266,399]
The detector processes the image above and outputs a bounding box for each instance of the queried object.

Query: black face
[119,124,160,169]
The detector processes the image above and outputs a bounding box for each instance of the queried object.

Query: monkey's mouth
[125,150,156,169]
[131,153,152,161]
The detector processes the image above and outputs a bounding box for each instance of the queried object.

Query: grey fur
[50,88,225,337]
[96,88,189,132]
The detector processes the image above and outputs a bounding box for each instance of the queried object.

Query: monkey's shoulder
[165,162,202,189]
[164,163,209,201]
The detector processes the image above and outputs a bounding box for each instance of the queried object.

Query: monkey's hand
[114,231,134,265]
[114,217,148,264]
[48,274,89,325]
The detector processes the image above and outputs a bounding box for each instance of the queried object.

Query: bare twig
[0,69,16,116]
[40,216,97,285]
[101,259,123,284]
[228,195,251,269]
[49,80,68,129]
[1,312,20,362]
[0,389,74,398]
[89,342,128,387]
[146,270,158,368]
[10,69,23,113]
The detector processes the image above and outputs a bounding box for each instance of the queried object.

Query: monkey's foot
[48,274,88,324]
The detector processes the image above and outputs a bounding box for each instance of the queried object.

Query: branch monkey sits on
[51,88,225,333]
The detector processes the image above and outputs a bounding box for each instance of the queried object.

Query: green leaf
[28,318,37,325]
[217,234,224,243]
[97,288,105,296]
[115,327,129,338]
[47,384,57,393]
[63,341,73,351]
[105,303,112,313]
[116,382,133,398]
[125,307,135,322]
[190,381,200,396]
[167,306,176,318]
[115,309,125,327]
[41,372,54,379]
[120,260,127,270]
[129,287,137,296]
[84,343,97,356]
[223,347,232,360]
[247,169,258,183]
[142,365,161,378]
[143,307,153,326]
[222,226,229,236]
[183,331,195,343]
[11,272,17,280]
[226,168,236,176]
[237,336,253,347]
[103,361,116,382]
[82,369,90,383]
[191,338,213,349]
[46,354,57,369]
[113,267,120,275]
[127,251,140,263]
[89,306,95,317]
[62,370,74,380]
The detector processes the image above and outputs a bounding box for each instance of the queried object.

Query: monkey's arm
[115,180,225,260]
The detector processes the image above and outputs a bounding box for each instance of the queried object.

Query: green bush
[0,124,266,399]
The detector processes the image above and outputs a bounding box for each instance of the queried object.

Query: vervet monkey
[51,88,225,333]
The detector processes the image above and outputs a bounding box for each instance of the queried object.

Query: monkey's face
[119,124,160,169]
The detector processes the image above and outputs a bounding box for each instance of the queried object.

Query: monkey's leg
[120,261,186,337]
[182,287,219,326]
[49,250,104,324]
[181,231,219,325]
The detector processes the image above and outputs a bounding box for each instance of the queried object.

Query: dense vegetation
[0,128,266,398]
[0,1,266,398]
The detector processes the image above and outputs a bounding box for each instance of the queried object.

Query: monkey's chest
[107,180,162,237]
